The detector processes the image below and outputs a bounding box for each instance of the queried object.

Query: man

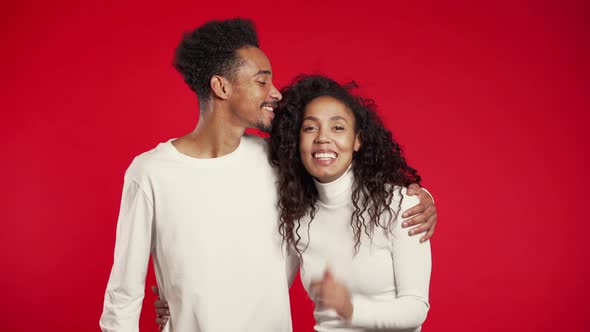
[100,18,436,332]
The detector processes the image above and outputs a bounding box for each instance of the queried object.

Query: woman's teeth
[313,152,337,159]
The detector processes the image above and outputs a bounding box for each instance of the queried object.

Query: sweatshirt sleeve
[350,190,432,329]
[421,187,434,204]
[99,176,155,332]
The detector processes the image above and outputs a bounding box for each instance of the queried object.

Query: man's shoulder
[125,140,173,180]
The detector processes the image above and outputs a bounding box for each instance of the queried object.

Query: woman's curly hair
[269,74,421,259]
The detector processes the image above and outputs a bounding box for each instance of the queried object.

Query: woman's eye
[302,126,317,132]
[333,126,345,131]
[258,81,269,86]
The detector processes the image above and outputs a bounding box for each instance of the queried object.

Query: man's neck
[172,102,246,159]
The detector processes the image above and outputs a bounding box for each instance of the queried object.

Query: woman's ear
[354,132,362,152]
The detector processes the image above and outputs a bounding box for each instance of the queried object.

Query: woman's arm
[350,189,432,329]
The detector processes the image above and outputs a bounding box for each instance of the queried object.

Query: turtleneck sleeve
[348,187,431,330]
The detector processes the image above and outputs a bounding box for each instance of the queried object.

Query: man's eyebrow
[254,70,272,76]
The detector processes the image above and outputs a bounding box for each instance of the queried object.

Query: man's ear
[210,75,231,100]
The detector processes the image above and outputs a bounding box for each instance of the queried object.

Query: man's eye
[258,81,269,86]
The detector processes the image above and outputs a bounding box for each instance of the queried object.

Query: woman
[155,75,433,331]
[269,75,431,331]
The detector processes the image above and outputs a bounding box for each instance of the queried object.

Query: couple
[100,18,436,332]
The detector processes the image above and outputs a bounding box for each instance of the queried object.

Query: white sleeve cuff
[421,187,434,204]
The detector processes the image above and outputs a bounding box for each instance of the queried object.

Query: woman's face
[299,96,361,183]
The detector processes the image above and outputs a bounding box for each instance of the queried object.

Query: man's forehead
[237,47,272,76]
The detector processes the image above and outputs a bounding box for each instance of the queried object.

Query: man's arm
[285,244,300,288]
[100,177,154,332]
[151,286,169,331]
[403,184,437,243]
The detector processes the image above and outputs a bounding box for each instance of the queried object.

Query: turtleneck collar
[313,164,354,206]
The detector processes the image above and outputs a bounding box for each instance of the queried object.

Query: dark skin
[152,189,437,329]
[404,183,437,242]
[152,286,169,329]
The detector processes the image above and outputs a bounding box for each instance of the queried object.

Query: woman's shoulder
[388,185,420,210]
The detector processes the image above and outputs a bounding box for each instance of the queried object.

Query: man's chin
[256,121,272,133]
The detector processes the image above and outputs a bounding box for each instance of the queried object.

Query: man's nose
[269,84,282,101]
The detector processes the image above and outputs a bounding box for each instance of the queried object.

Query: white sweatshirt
[100,136,294,332]
[296,168,431,331]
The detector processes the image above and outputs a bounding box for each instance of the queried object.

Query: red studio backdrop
[1,1,589,331]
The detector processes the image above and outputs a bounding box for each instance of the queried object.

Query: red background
[2,1,589,331]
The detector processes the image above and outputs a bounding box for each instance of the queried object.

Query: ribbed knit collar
[313,164,354,206]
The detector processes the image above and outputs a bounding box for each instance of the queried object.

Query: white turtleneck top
[296,168,431,332]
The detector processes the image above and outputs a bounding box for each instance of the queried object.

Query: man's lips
[261,102,277,112]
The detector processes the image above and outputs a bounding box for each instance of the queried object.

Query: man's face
[227,47,282,132]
